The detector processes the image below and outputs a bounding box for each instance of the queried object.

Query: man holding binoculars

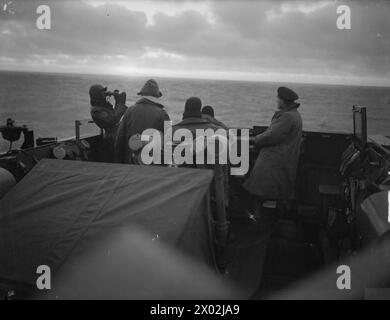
[89,84,127,162]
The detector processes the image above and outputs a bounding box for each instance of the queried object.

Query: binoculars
[105,90,119,97]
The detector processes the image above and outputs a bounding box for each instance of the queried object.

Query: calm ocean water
[0,71,390,152]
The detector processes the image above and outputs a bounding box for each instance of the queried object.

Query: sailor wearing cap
[115,79,170,164]
[243,86,303,230]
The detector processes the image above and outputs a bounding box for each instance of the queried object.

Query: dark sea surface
[0,70,390,152]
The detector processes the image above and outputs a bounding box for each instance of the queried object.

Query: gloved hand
[113,90,126,105]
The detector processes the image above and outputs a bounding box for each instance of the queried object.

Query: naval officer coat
[243,104,302,200]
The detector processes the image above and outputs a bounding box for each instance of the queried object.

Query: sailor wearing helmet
[89,84,127,162]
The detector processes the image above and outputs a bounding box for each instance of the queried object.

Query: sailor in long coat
[243,86,302,207]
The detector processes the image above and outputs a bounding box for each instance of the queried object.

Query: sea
[0,70,390,153]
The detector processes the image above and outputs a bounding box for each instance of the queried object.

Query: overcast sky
[1,0,389,86]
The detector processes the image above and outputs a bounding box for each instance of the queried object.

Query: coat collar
[174,117,210,126]
[201,114,214,122]
[136,97,164,109]
[274,103,300,116]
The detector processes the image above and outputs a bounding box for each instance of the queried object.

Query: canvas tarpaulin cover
[0,159,217,292]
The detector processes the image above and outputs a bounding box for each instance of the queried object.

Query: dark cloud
[0,0,389,85]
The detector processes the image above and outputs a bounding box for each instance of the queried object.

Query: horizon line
[1,67,390,89]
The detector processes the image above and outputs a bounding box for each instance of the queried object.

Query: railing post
[75,120,81,142]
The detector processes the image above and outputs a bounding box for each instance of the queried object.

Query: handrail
[75,119,103,142]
